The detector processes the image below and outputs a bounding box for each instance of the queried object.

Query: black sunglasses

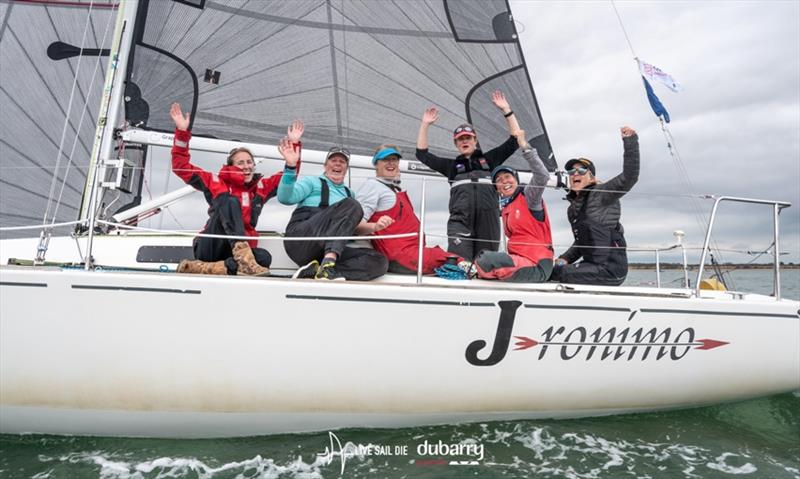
[566,166,589,176]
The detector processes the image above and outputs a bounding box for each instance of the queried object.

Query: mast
[80,0,140,269]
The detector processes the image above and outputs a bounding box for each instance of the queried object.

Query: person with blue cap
[437,130,553,282]
[355,144,461,274]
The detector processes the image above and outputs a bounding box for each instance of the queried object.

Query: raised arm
[277,136,312,205]
[492,90,520,136]
[170,102,190,131]
[169,102,213,186]
[416,107,438,150]
[414,107,458,177]
[516,130,549,212]
[285,119,304,172]
[599,126,640,202]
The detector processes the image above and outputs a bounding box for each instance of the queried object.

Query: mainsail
[126,0,554,169]
[0,0,118,238]
[0,0,555,239]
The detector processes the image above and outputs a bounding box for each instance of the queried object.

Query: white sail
[0,0,117,237]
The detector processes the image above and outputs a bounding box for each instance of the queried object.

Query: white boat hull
[2,264,798,437]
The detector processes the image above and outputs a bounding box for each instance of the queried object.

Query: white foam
[45,451,328,479]
[706,453,758,475]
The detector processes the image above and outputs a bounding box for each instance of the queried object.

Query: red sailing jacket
[502,192,553,264]
[171,129,283,247]
[368,188,450,273]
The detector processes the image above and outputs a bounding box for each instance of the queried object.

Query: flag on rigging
[638,59,683,92]
[642,76,670,123]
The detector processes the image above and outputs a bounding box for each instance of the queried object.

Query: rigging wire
[611,0,637,58]
[41,0,99,227]
[50,1,118,225]
[337,0,353,189]
[610,0,734,288]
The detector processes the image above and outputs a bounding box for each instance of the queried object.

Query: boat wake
[33,451,328,479]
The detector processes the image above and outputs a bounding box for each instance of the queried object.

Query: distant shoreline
[629,263,800,270]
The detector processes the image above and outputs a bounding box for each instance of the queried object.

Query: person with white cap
[550,126,640,286]
[355,144,461,274]
[277,141,388,281]
[415,90,520,261]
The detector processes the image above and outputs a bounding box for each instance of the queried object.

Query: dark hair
[227,147,254,166]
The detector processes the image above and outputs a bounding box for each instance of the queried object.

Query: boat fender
[699,278,727,291]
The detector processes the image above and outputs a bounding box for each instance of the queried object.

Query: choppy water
[1,269,798,479]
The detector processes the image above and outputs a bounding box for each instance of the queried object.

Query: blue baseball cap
[372,147,402,165]
[491,165,519,184]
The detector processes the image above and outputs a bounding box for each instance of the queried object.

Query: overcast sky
[147,0,799,266]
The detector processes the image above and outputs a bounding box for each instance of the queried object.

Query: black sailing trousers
[447,183,501,261]
[284,197,388,281]
[549,252,628,286]
[193,194,272,275]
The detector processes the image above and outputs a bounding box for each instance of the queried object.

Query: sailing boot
[177,259,227,275]
[232,241,270,276]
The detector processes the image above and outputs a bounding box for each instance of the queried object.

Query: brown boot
[177,259,227,275]
[232,241,270,276]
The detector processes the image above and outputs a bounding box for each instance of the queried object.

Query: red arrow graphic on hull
[511,336,729,351]
[695,338,729,350]
[513,336,539,351]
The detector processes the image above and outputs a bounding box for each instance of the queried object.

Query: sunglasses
[567,166,589,176]
[453,126,475,135]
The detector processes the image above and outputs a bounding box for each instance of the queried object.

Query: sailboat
[0,0,797,438]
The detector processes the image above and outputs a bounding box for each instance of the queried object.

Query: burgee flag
[642,76,670,123]
[638,59,683,92]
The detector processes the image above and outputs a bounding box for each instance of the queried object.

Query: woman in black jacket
[550,126,639,286]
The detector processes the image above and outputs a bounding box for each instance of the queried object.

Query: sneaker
[458,260,478,279]
[292,260,319,279]
[315,261,346,281]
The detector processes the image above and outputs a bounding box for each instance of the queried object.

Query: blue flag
[642,76,670,123]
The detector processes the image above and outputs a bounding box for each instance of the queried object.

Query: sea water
[1,269,798,479]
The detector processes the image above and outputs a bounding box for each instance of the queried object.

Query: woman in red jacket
[169,102,301,276]
[473,130,554,282]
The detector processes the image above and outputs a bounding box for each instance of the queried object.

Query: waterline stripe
[524,304,630,312]
[286,294,494,307]
[71,285,201,294]
[640,308,797,318]
[0,281,47,288]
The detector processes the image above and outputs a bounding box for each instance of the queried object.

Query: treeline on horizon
[629,262,799,270]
